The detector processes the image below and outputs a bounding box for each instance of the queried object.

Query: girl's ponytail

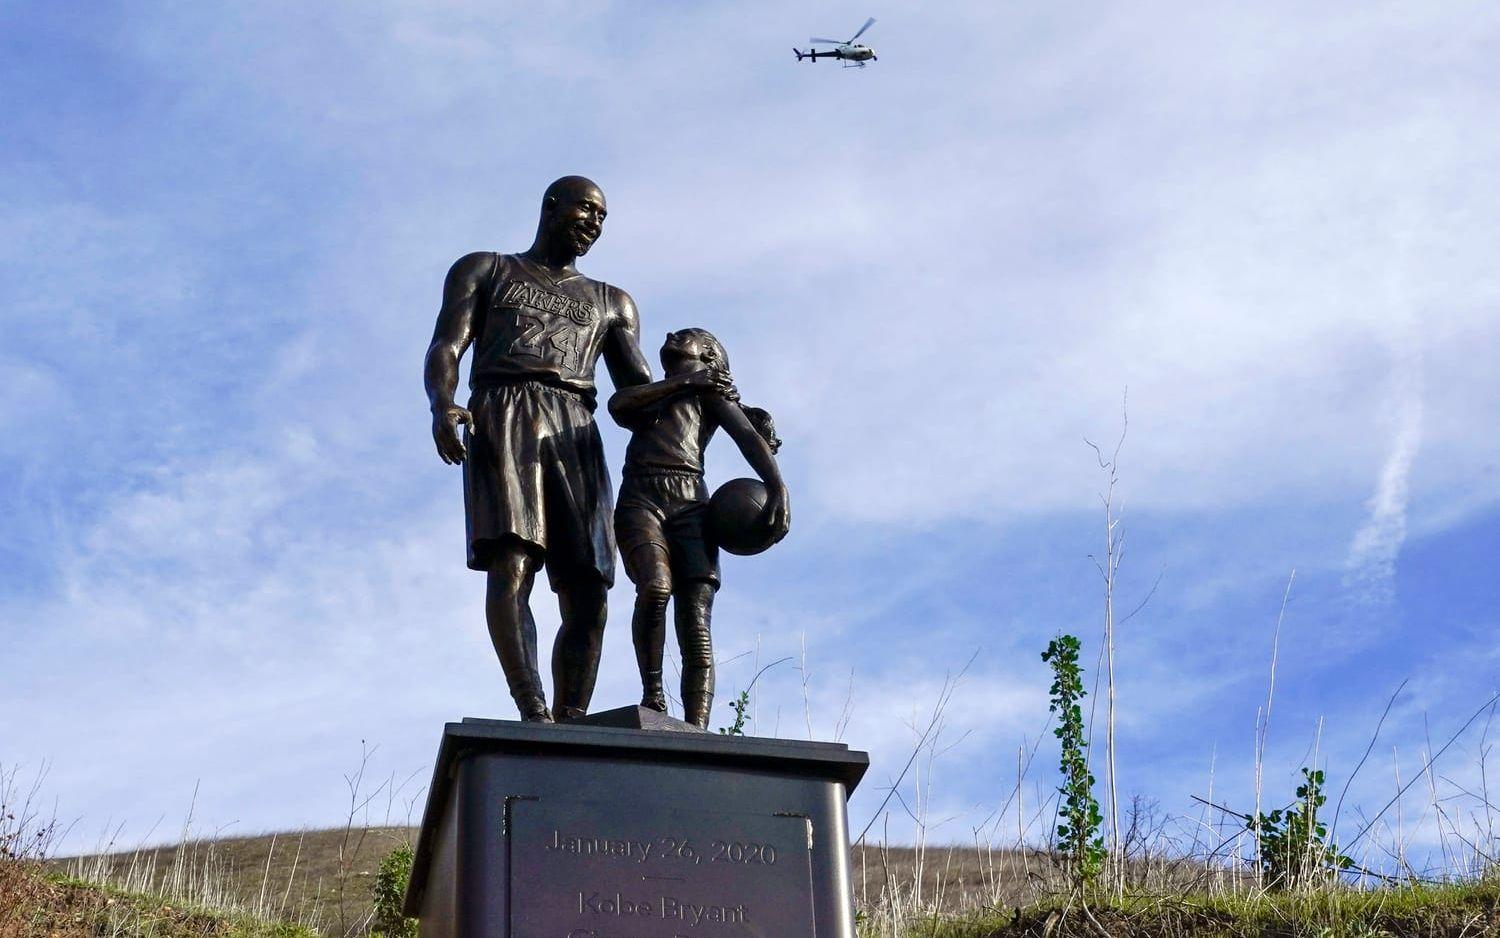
[679,327,783,454]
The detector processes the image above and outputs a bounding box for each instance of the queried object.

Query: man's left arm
[601,286,652,390]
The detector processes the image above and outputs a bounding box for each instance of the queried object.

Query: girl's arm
[707,397,791,541]
[608,370,732,427]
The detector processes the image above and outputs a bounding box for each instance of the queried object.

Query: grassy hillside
[35,829,1500,937]
[0,858,314,938]
[47,827,414,936]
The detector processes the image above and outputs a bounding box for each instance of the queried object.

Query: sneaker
[518,697,554,723]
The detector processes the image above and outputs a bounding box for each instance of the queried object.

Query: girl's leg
[675,580,717,729]
[628,544,674,712]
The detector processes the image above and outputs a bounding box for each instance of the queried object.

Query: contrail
[1345,349,1424,603]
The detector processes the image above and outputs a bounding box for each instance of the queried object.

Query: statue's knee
[566,576,608,607]
[486,567,527,601]
[557,575,608,626]
[637,582,672,610]
[485,545,536,597]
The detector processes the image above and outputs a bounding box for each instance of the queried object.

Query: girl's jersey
[469,254,616,400]
[623,392,719,477]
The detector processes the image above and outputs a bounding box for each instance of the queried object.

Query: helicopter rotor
[809,17,876,48]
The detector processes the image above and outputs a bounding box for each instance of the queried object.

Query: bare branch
[1330,679,1409,844]
[1346,689,1500,853]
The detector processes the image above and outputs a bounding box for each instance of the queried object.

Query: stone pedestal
[404,708,869,938]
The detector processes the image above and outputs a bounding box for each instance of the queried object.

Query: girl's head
[660,328,728,377]
[660,327,782,454]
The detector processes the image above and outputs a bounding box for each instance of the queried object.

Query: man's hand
[684,369,738,401]
[432,404,474,464]
[762,484,791,544]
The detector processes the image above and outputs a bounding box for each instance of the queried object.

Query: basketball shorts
[462,381,615,588]
[614,471,720,589]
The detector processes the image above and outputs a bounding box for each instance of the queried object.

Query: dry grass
[51,827,413,936]
[1,860,310,938]
[856,844,1046,916]
[896,881,1500,937]
[2,762,315,936]
[36,831,1500,937]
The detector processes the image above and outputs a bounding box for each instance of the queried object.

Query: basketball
[707,477,781,556]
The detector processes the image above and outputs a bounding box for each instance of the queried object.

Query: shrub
[370,841,417,938]
[1042,634,1105,890]
[718,689,752,736]
[1249,767,1353,891]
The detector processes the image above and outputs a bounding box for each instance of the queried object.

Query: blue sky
[4,2,1500,868]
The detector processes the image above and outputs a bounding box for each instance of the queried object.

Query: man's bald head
[534,175,607,260]
[543,175,604,207]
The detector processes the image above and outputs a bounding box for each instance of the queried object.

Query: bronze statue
[424,176,651,722]
[609,329,790,728]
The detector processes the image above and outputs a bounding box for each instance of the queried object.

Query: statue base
[403,708,868,938]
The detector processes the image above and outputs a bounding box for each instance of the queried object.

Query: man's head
[536,175,607,259]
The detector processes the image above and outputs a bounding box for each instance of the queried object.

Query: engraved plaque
[507,797,816,937]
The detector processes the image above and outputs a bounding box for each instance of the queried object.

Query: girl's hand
[763,485,791,543]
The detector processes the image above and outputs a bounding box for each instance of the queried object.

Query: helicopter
[793,17,878,67]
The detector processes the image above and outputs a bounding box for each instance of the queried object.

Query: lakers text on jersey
[470,255,611,395]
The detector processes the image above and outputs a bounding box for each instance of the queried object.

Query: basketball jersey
[623,393,718,476]
[469,254,613,397]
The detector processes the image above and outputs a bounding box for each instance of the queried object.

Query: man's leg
[552,573,609,720]
[485,542,552,722]
[674,580,717,730]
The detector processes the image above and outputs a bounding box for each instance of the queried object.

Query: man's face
[546,186,607,257]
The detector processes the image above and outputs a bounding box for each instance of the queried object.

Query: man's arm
[424,252,492,465]
[599,286,652,392]
[707,396,791,542]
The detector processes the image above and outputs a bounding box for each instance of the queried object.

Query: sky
[3,1,1500,871]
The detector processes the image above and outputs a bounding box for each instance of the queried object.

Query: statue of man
[424,176,651,722]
